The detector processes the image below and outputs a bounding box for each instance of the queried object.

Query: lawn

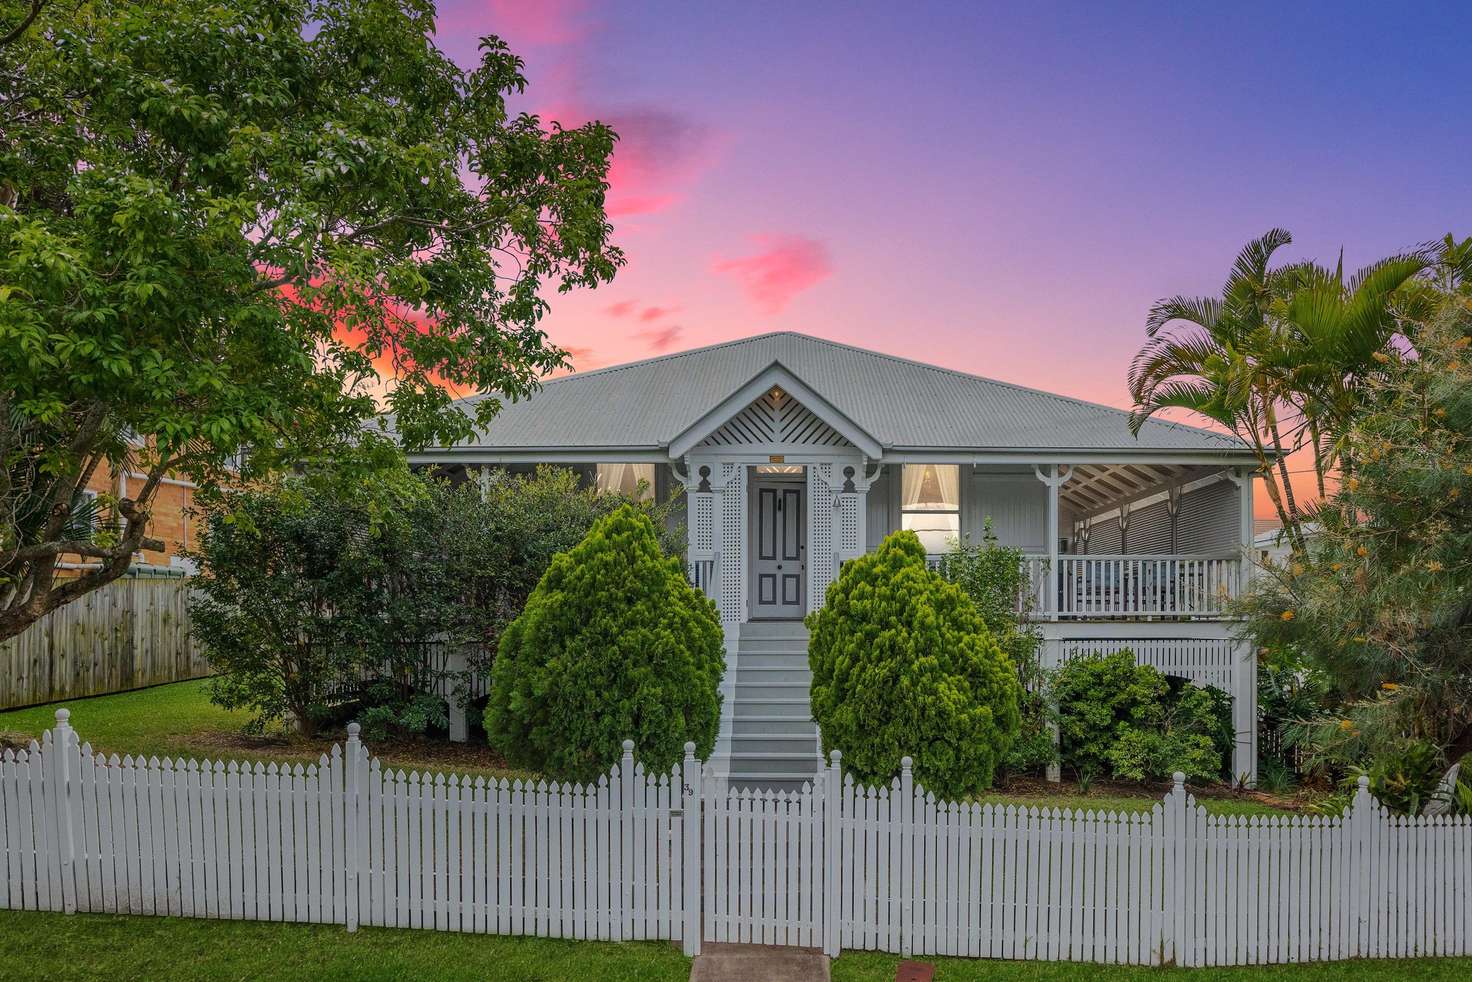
[0,680,1294,815]
[0,679,534,783]
[0,910,690,981]
[831,951,1472,981]
[1,910,1470,981]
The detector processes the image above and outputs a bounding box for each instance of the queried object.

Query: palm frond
[1224,228,1293,305]
[1144,295,1222,337]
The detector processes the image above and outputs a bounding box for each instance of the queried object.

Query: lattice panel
[701,387,849,448]
[837,493,861,559]
[719,464,745,623]
[807,463,835,611]
[1047,637,1237,690]
[691,492,714,557]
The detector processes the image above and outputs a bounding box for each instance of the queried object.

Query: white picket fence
[4,712,1472,966]
[0,711,700,952]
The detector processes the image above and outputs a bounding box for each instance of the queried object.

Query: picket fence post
[899,755,914,959]
[1162,771,1186,966]
[620,740,635,942]
[53,709,77,915]
[824,750,843,958]
[1349,775,1372,956]
[681,741,701,957]
[344,722,362,933]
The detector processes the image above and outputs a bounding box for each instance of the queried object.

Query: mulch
[993,773,1306,812]
[183,727,521,774]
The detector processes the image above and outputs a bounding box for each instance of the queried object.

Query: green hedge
[485,506,724,783]
[807,531,1021,797]
[1052,650,1234,782]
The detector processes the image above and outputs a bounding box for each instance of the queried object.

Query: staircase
[728,620,819,790]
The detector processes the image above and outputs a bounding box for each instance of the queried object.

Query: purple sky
[432,1,1471,513]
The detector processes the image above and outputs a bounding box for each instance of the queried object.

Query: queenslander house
[408,333,1260,787]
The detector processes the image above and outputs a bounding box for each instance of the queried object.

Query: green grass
[0,679,533,782]
[1,910,1468,981]
[831,952,1472,980]
[0,910,690,981]
[0,678,250,758]
[0,680,1293,814]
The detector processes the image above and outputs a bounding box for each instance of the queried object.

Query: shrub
[1052,651,1233,783]
[485,506,723,782]
[190,446,424,735]
[192,456,679,737]
[807,530,1021,798]
[447,466,684,658]
[937,518,1051,776]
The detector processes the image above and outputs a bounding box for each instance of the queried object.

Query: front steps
[727,620,819,790]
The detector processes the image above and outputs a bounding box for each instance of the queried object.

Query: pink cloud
[605,300,637,318]
[483,0,593,46]
[636,325,684,352]
[712,235,834,315]
[547,344,601,377]
[639,305,676,322]
[537,102,716,219]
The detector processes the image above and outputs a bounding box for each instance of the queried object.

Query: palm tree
[1129,229,1308,550]
[1274,249,1429,490]
[1128,230,1428,555]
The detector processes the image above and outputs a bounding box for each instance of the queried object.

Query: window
[77,488,102,533]
[901,464,960,554]
[595,463,655,502]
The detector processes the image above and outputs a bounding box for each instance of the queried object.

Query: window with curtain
[595,463,655,501]
[901,463,960,554]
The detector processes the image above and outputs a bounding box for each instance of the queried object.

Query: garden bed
[0,679,1305,815]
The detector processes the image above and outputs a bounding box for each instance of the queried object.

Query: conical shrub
[486,505,724,782]
[807,530,1020,797]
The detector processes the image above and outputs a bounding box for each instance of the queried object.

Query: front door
[749,479,806,618]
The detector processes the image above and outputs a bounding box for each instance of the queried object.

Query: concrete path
[688,943,830,982]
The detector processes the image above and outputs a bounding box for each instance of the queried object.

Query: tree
[1237,302,1472,764]
[0,0,622,639]
[807,530,1021,797]
[189,439,424,735]
[1128,230,1427,553]
[485,506,723,782]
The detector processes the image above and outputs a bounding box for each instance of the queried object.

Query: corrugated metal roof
[423,332,1249,455]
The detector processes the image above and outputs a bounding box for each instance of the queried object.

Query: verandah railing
[928,553,1241,619]
[1050,553,1240,618]
[5,711,1472,965]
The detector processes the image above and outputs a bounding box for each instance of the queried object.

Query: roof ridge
[452,331,796,407]
[788,333,1242,446]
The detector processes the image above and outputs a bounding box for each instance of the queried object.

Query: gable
[700,386,851,449]
[668,362,883,458]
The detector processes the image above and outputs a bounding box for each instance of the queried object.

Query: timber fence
[2,712,1470,965]
[0,575,204,710]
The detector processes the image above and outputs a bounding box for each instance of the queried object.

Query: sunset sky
[430,1,1471,515]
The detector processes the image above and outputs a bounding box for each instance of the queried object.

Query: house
[409,332,1260,785]
[68,460,200,575]
[1253,518,1321,565]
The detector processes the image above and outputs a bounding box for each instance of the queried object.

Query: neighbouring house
[73,457,201,575]
[408,332,1261,785]
[1253,518,1321,565]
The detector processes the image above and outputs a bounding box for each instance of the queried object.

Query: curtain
[595,463,655,501]
[901,464,960,511]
